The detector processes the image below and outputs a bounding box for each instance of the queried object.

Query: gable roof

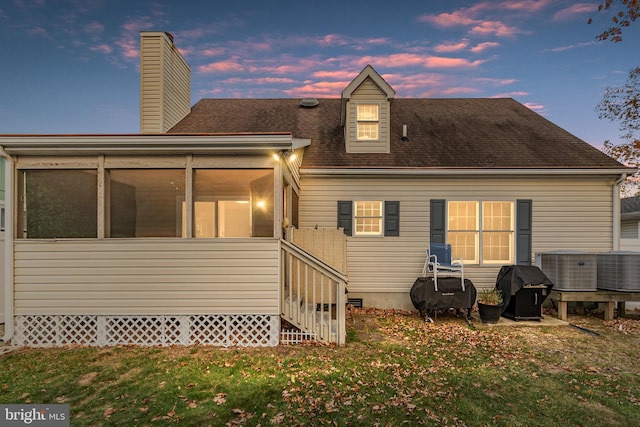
[341,65,395,100]
[169,97,626,171]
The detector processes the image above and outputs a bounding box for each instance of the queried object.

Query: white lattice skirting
[13,314,280,348]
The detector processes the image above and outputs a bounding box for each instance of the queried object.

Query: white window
[357,104,379,140]
[354,201,383,235]
[447,201,514,265]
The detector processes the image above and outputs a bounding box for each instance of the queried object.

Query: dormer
[341,65,395,153]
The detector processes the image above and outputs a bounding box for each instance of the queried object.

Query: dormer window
[357,104,379,141]
[341,65,395,154]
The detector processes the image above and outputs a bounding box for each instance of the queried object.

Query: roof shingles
[168,97,625,170]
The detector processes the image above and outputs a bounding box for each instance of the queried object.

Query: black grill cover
[410,277,477,311]
[495,265,554,313]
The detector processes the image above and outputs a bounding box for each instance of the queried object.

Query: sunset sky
[0,0,638,149]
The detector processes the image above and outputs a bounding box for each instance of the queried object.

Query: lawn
[1,309,639,426]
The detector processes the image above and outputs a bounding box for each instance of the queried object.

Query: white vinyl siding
[620,219,639,238]
[345,79,390,153]
[299,175,615,305]
[14,239,280,316]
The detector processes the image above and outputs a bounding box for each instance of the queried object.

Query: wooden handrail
[280,239,347,345]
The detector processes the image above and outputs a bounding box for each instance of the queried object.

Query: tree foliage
[597,67,640,141]
[598,68,640,196]
[603,140,640,196]
[588,0,640,42]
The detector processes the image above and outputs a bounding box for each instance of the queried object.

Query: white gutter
[301,167,632,177]
[0,147,13,343]
[0,134,301,155]
[613,173,627,251]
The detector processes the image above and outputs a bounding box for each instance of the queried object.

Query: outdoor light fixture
[273,150,297,162]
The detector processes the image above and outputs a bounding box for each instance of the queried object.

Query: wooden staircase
[280,230,348,345]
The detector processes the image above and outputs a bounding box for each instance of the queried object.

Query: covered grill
[496,265,554,321]
[410,276,477,323]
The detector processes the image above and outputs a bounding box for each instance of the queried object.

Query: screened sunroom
[0,134,348,348]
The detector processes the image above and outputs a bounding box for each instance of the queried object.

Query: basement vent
[300,98,319,108]
[348,298,363,308]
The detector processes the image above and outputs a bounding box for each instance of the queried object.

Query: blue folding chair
[422,242,465,292]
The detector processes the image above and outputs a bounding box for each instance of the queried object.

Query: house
[620,196,640,251]
[0,31,631,347]
[622,196,640,239]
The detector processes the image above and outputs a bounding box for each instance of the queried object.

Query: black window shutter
[337,201,352,236]
[384,201,400,236]
[430,199,446,244]
[516,199,532,265]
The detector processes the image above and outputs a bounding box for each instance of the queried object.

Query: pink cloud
[84,21,104,34]
[470,21,519,37]
[434,39,469,53]
[418,2,544,37]
[317,34,349,46]
[440,86,482,95]
[198,61,245,73]
[201,47,226,57]
[115,19,155,61]
[363,37,388,45]
[224,77,298,85]
[553,4,597,21]
[90,44,113,54]
[546,41,597,52]
[470,41,500,53]
[116,36,138,59]
[312,70,359,80]
[418,9,478,27]
[501,0,552,12]
[121,19,154,33]
[424,56,486,68]
[355,53,485,70]
[355,53,423,68]
[475,77,517,86]
[491,91,529,98]
[283,81,346,97]
[524,102,546,113]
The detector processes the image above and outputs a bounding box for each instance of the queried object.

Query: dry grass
[0,309,639,426]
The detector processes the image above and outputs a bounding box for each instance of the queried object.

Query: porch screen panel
[194,169,274,238]
[19,170,97,238]
[109,169,185,237]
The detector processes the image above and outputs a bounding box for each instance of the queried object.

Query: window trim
[338,200,400,237]
[353,200,383,236]
[356,103,380,141]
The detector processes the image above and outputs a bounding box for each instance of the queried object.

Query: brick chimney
[140,31,191,133]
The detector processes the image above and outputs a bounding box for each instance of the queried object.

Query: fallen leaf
[103,407,116,419]
[213,393,227,405]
